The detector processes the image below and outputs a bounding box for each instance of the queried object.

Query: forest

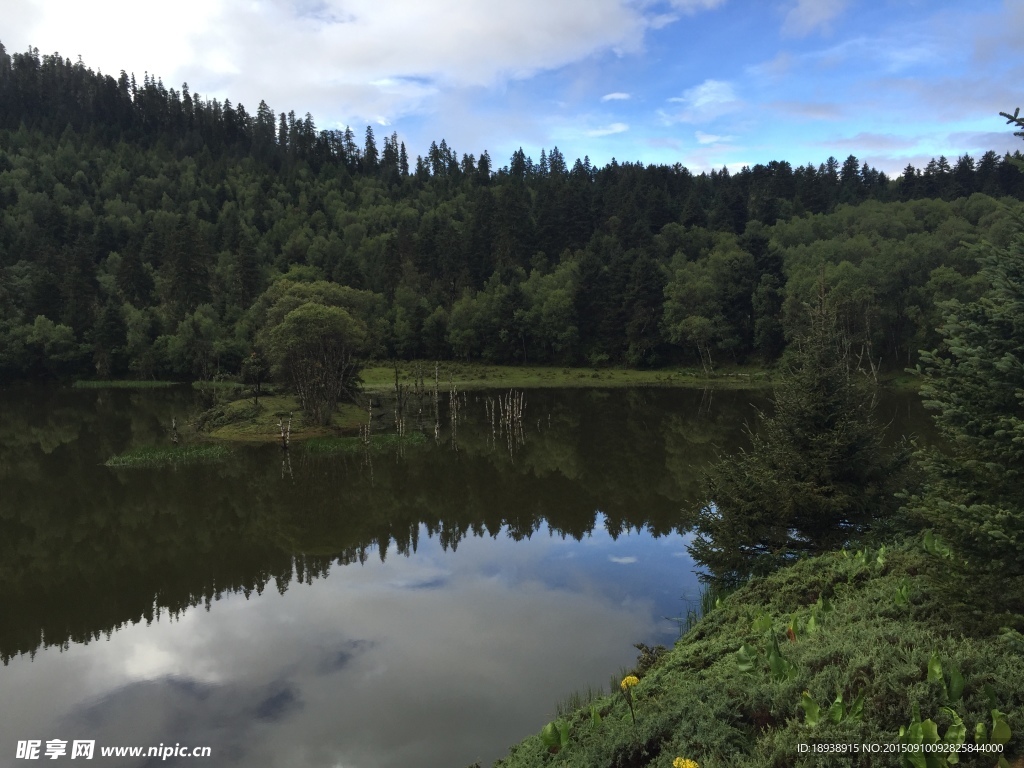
[3,42,1024,383]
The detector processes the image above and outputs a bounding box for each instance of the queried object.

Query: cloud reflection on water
[3,515,697,768]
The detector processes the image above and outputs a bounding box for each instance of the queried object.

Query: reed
[666,581,735,637]
[554,682,607,720]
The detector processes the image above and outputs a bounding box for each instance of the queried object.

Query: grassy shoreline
[358,362,773,392]
[72,361,921,396]
[194,395,367,442]
[78,363,918,447]
[492,542,1023,768]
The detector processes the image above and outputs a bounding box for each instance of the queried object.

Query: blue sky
[5,0,1024,174]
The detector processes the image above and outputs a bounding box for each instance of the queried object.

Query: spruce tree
[689,288,909,584]
[909,221,1024,577]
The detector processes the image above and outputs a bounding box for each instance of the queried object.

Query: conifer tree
[363,125,378,173]
[689,287,909,584]
[909,221,1024,577]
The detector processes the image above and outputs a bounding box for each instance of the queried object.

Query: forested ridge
[3,42,1024,382]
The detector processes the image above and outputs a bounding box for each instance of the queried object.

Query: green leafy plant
[540,720,570,754]
[975,707,1012,748]
[922,529,953,559]
[751,611,773,634]
[926,653,965,703]
[767,637,797,682]
[801,690,864,727]
[736,643,759,675]
[897,656,1013,767]
[800,691,821,726]
[897,703,966,768]
[894,581,912,606]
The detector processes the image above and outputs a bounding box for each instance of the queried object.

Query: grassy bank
[360,362,773,393]
[72,362,919,400]
[195,394,367,442]
[494,542,1023,768]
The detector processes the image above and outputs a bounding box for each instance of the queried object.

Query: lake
[0,384,934,767]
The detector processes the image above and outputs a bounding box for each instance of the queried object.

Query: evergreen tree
[363,125,379,173]
[689,289,909,584]
[909,221,1024,578]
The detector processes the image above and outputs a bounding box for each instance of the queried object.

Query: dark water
[0,385,935,767]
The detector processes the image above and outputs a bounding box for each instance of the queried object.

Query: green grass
[495,542,1024,768]
[360,361,774,393]
[73,380,177,389]
[556,684,610,720]
[104,444,230,467]
[303,432,428,454]
[199,396,366,442]
[667,581,738,638]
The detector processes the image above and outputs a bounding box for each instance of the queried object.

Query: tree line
[3,41,1024,383]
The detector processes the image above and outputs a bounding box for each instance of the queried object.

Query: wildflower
[673,759,699,768]
[619,676,640,725]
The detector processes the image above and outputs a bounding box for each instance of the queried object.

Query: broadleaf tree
[261,302,367,426]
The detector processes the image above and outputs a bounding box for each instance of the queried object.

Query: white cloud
[781,0,849,37]
[646,13,680,29]
[586,122,630,137]
[601,92,631,101]
[8,0,650,125]
[747,51,793,80]
[670,79,736,107]
[662,78,739,123]
[609,556,638,564]
[667,0,727,12]
[695,130,735,144]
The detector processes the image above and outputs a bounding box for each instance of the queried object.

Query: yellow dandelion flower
[672,759,699,768]
[619,675,640,692]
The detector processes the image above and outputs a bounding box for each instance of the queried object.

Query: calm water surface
[0,385,933,767]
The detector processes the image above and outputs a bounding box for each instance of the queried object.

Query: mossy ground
[494,543,1024,768]
[196,394,366,442]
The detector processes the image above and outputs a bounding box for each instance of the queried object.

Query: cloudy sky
[4,0,1024,174]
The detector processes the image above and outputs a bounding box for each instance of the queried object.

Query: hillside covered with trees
[3,42,1024,383]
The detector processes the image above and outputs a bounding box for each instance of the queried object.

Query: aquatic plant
[104,444,230,468]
